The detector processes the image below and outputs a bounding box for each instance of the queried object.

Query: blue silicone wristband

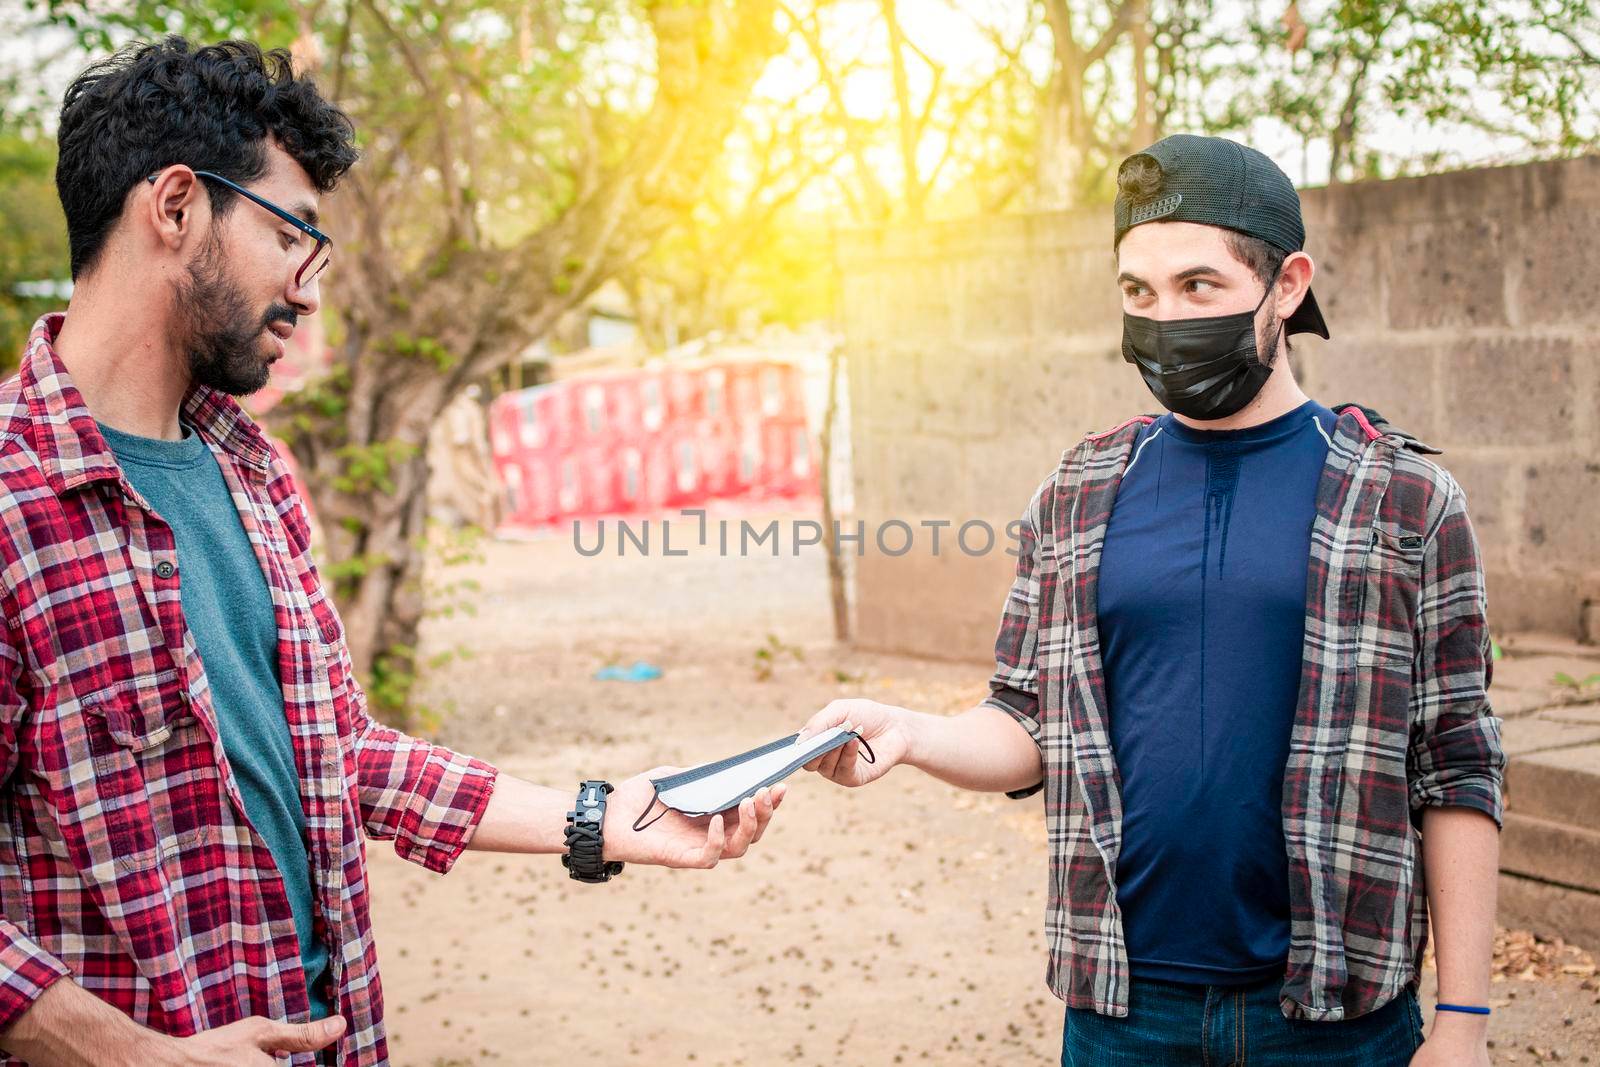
[1435,1003,1491,1015]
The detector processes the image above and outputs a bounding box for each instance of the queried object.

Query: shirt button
[155,560,176,579]
[321,978,338,1001]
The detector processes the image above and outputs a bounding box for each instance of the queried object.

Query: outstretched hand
[795,698,912,788]
[603,770,785,869]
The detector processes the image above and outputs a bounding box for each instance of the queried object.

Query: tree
[615,0,1046,350]
[1034,0,1226,206]
[1212,0,1597,186]
[32,0,784,724]
[0,129,68,375]
[615,84,844,348]
[782,0,1042,223]
[1388,0,1598,157]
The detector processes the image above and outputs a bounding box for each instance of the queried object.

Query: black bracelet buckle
[562,780,625,883]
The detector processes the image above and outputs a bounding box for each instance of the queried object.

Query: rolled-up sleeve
[0,634,70,1029]
[1407,474,1506,828]
[982,479,1052,799]
[338,637,499,873]
[0,921,71,1031]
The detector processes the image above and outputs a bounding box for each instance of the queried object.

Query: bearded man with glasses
[0,35,784,1067]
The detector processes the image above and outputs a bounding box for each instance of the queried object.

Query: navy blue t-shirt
[1098,398,1335,986]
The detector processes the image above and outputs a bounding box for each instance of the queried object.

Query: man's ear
[1276,250,1315,318]
[144,168,207,253]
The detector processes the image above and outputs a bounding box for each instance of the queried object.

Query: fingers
[253,1014,346,1053]
[796,698,860,745]
[721,795,760,859]
[697,812,727,868]
[749,784,781,844]
[720,783,786,856]
[814,722,855,779]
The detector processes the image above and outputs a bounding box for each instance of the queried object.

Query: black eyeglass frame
[145,169,331,288]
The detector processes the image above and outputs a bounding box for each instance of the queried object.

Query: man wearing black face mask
[798,134,1504,1066]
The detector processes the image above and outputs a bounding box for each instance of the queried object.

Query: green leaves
[1552,672,1600,691]
[752,632,804,682]
[0,129,69,373]
[1205,0,1596,181]
[384,331,457,370]
[331,439,420,495]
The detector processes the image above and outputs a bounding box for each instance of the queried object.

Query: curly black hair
[56,35,359,280]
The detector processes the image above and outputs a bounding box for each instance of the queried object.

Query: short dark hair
[56,36,359,279]
[1114,155,1293,353]
[1115,154,1164,206]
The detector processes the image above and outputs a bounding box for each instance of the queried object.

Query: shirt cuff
[393,754,500,874]
[1410,771,1504,831]
[982,690,1043,799]
[0,922,71,1033]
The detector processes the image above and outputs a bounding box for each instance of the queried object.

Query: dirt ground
[367,516,1600,1066]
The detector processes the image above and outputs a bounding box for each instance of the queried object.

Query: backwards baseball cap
[1113,134,1329,340]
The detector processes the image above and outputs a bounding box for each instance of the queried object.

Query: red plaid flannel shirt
[985,403,1506,1023]
[0,314,498,1064]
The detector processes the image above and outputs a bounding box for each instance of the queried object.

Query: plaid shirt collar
[17,312,273,497]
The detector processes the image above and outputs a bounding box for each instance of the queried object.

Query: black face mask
[1120,270,1283,421]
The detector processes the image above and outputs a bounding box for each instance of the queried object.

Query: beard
[170,231,292,397]
[1257,301,1285,369]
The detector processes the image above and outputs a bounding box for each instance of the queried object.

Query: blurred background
[3,2,1598,1063]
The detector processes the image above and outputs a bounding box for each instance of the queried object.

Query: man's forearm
[461,774,571,854]
[0,977,162,1067]
[899,704,1043,794]
[1420,805,1500,1038]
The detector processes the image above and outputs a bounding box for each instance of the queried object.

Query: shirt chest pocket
[40,677,214,878]
[1354,524,1426,668]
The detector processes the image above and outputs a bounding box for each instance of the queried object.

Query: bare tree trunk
[817,339,849,642]
[1130,0,1156,148]
[1328,52,1373,184]
[1036,0,1140,208]
[881,0,925,222]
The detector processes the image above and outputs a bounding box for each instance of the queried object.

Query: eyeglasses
[145,169,331,288]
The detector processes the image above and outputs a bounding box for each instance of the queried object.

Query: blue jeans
[1062,973,1424,1066]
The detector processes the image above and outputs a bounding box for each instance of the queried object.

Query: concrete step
[1504,743,1600,826]
[1497,872,1600,952]
[1500,811,1600,894]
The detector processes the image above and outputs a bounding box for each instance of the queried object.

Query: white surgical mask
[633,726,874,829]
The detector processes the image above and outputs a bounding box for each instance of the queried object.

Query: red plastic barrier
[489,361,819,532]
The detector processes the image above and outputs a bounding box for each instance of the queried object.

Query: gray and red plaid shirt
[985,403,1505,1024]
[0,314,498,1064]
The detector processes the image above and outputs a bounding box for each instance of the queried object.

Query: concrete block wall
[837,155,1600,662]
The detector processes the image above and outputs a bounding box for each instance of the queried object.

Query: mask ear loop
[1255,263,1286,313]
[854,733,877,765]
[631,785,672,832]
[1247,264,1287,369]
